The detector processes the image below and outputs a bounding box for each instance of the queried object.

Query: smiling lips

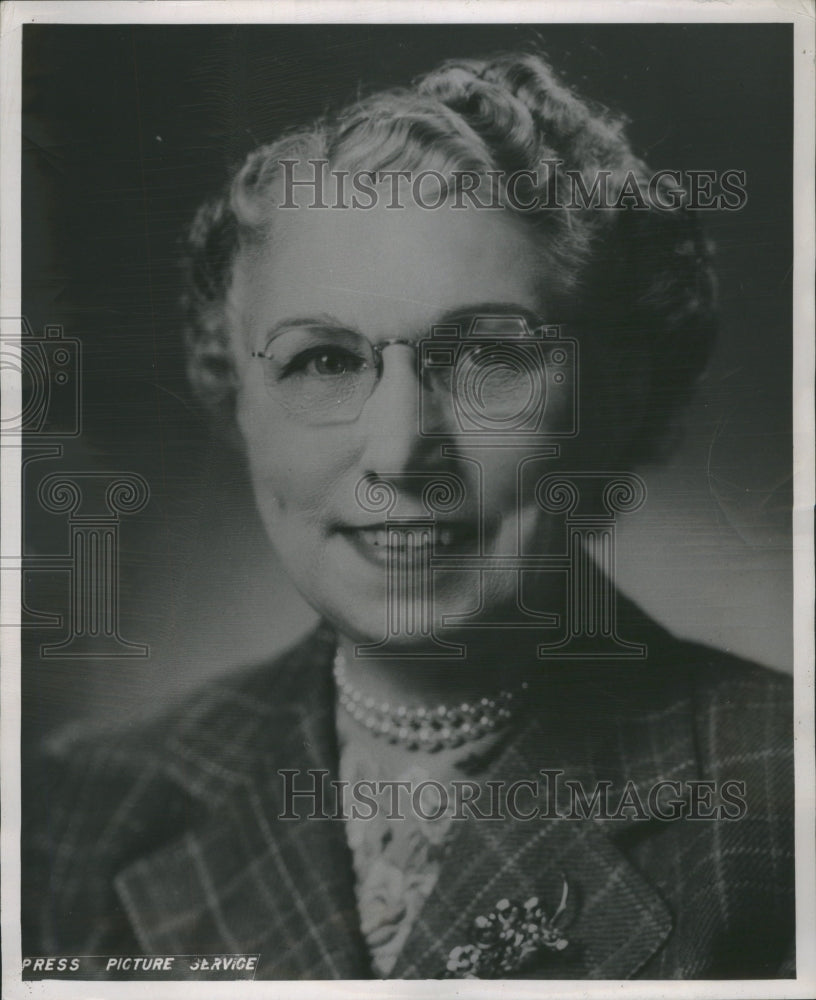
[339,521,480,563]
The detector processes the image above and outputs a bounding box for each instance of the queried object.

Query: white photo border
[1,2,813,998]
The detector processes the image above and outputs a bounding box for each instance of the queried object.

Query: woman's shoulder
[35,622,334,778]
[22,623,334,954]
[25,622,335,865]
[624,612,794,764]
[600,607,794,798]
[678,639,793,786]
[664,635,792,735]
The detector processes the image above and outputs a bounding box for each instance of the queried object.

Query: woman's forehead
[231,199,546,342]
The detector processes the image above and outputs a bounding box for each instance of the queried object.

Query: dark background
[21,23,793,750]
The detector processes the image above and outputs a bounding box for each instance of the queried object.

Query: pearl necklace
[333,648,529,753]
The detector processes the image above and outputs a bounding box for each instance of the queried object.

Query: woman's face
[229,195,598,645]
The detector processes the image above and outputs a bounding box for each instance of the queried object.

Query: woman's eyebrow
[262,304,546,341]
[264,314,359,338]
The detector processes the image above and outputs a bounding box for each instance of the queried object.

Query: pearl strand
[333,648,529,753]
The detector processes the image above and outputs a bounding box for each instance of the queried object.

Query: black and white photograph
[1,1,814,994]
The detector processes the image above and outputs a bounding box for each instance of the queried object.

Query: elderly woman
[24,51,793,980]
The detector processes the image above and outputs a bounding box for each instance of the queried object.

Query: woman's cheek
[241,420,350,530]
[247,453,325,525]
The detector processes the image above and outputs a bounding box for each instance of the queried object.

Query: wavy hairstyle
[181,51,717,465]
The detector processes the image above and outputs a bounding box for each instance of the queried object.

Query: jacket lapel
[389,797,673,979]
[114,624,372,978]
[391,659,699,979]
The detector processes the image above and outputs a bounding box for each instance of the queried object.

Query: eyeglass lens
[256,324,551,426]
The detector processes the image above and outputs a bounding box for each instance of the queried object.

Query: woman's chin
[314,574,515,651]
[286,532,547,648]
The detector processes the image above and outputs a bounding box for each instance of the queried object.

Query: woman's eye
[285,347,367,378]
[312,351,357,376]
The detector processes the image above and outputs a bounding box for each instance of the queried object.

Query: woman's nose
[356,343,433,474]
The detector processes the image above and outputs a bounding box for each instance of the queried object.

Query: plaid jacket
[23,608,795,980]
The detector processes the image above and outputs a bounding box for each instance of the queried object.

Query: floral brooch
[443,880,570,979]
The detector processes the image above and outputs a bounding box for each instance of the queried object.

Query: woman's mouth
[338,521,480,565]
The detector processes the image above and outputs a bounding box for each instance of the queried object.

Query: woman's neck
[335,629,542,710]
